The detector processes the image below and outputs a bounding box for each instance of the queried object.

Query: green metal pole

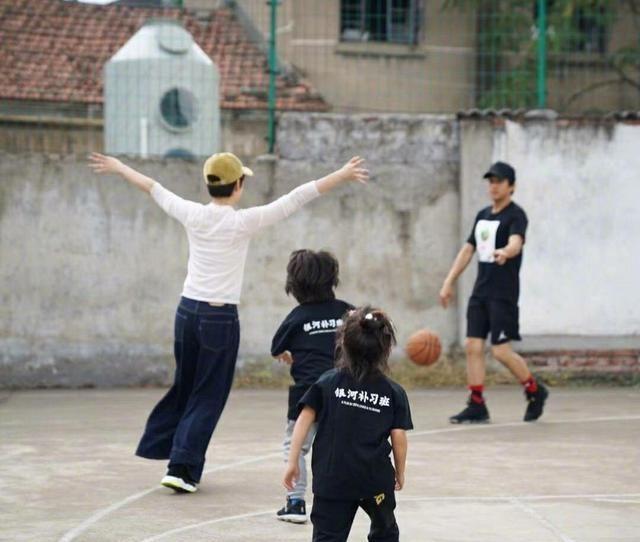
[267,0,278,154]
[536,0,547,108]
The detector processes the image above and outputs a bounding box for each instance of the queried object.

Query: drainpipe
[536,0,547,108]
[267,0,279,154]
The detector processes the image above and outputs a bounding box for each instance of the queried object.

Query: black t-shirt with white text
[271,299,353,420]
[299,368,413,500]
[467,202,528,302]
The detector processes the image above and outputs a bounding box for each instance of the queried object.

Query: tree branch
[611,61,640,92]
[562,78,625,109]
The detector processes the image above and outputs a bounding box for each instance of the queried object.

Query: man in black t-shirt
[439,161,548,424]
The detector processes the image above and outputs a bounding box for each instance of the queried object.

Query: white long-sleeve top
[150,180,320,304]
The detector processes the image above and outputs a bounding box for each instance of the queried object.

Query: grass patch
[233,354,640,389]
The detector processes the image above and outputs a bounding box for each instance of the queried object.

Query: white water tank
[104,19,219,159]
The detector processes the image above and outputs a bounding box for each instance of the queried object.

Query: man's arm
[439,243,475,308]
[283,406,316,490]
[494,234,524,265]
[89,153,156,193]
[390,429,408,490]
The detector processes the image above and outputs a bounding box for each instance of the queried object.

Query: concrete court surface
[1,387,639,542]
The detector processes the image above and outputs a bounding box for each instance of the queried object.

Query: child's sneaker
[161,465,198,493]
[276,497,307,524]
[449,399,490,424]
[524,383,549,422]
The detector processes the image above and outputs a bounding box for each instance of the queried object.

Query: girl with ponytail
[284,306,413,542]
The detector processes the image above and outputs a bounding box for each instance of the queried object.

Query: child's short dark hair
[285,249,339,304]
[336,306,396,383]
[206,175,244,198]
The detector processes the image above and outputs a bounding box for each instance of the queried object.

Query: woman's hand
[88,153,125,176]
[315,156,369,194]
[339,156,369,184]
[88,153,155,193]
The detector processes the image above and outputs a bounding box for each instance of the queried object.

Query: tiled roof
[0,0,328,111]
[603,110,640,120]
[457,108,552,119]
[457,108,640,121]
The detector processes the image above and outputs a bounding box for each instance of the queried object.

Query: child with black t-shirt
[284,306,413,542]
[272,249,353,524]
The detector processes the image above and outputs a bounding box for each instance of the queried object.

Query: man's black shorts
[466,296,521,345]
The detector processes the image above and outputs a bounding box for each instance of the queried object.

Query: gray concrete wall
[458,117,640,350]
[0,113,460,387]
[0,109,269,157]
[5,113,637,388]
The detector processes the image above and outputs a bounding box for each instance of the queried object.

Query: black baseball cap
[483,161,516,184]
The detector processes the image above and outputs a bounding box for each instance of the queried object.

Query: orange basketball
[405,329,442,366]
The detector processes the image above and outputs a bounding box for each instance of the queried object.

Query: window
[160,88,197,130]
[533,1,609,54]
[340,0,420,45]
[572,6,607,54]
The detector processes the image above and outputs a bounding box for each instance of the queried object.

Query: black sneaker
[524,383,549,422]
[276,497,307,524]
[161,464,198,493]
[449,399,490,424]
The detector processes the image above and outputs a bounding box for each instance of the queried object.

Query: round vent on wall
[164,148,196,161]
[160,87,198,131]
[157,23,193,54]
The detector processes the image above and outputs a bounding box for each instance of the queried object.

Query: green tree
[444,0,639,111]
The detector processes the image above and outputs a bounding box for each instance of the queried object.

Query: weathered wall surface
[1,113,460,387]
[3,112,638,388]
[459,117,640,351]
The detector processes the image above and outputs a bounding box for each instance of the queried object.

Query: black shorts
[466,296,521,345]
[311,492,399,542]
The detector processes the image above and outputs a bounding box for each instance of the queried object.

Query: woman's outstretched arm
[88,153,156,194]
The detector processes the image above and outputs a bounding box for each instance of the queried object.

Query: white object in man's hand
[493,249,508,265]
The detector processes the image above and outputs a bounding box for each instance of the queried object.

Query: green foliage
[444,0,640,110]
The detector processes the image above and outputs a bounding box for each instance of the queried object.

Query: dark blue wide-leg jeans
[136,297,240,482]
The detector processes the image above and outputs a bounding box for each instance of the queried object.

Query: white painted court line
[58,486,160,542]
[57,451,281,542]
[399,492,640,503]
[594,498,640,504]
[138,509,275,542]
[0,448,34,462]
[410,414,640,439]
[136,493,640,542]
[58,414,640,542]
[510,497,577,542]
